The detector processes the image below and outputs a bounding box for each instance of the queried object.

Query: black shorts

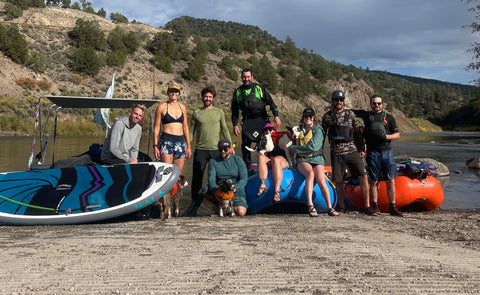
[331,152,367,182]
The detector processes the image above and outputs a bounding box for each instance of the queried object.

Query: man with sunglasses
[353,95,405,217]
[322,90,378,216]
[204,139,248,216]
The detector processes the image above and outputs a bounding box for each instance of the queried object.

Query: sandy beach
[0,208,479,294]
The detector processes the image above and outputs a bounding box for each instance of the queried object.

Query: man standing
[321,90,378,216]
[231,69,281,169]
[183,86,232,217]
[101,104,146,164]
[204,139,248,216]
[353,95,405,217]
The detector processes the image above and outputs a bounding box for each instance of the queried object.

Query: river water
[1,131,479,209]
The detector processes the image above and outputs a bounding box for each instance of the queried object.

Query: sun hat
[217,138,231,148]
[261,122,278,132]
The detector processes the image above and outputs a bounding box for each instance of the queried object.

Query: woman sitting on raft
[256,123,289,202]
[288,108,338,217]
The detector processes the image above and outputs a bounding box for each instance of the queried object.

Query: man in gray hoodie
[101,104,146,164]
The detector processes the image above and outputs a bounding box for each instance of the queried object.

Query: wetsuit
[231,83,279,168]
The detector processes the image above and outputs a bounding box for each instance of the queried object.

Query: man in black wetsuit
[231,69,281,169]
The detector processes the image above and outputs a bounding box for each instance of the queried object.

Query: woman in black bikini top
[153,82,191,174]
[161,102,184,124]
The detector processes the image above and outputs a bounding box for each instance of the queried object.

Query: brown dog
[158,175,187,221]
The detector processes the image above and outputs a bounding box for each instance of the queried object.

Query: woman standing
[289,108,338,217]
[153,82,191,174]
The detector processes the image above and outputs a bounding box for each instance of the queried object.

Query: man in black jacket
[231,69,281,168]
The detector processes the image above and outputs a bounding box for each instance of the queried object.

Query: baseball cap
[262,122,278,132]
[217,138,231,148]
[167,81,181,92]
[302,107,315,117]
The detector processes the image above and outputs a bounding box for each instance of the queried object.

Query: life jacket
[366,111,387,141]
[270,131,294,146]
[236,84,265,118]
[327,110,354,144]
[215,188,234,201]
[296,127,323,158]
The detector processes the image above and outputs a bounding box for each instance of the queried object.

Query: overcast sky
[91,0,479,85]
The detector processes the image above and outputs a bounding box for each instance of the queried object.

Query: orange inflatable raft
[344,175,444,211]
[326,161,444,211]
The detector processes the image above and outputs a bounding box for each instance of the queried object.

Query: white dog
[245,132,275,156]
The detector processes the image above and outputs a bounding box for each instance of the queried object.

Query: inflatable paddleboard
[0,162,179,225]
[245,169,337,214]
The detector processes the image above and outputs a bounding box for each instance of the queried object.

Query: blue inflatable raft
[245,169,337,214]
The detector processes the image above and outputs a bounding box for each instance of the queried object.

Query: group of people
[101,68,405,218]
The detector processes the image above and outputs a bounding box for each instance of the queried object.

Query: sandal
[273,191,281,202]
[328,207,339,217]
[308,205,319,217]
[256,186,268,197]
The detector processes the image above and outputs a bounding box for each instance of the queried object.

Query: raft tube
[345,175,444,211]
[245,169,337,214]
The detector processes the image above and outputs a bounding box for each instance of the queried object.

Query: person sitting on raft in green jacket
[288,108,338,217]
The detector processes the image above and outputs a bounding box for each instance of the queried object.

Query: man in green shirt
[183,86,232,216]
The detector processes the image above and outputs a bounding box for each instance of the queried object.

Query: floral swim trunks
[159,133,186,159]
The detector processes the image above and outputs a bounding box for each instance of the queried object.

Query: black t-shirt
[354,110,398,151]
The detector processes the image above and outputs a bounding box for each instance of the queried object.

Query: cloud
[91,0,478,85]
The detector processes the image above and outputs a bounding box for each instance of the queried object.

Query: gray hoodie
[101,117,142,163]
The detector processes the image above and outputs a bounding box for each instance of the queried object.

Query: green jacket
[289,125,326,165]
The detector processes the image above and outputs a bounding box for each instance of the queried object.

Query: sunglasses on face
[218,147,229,152]
[333,98,344,102]
[372,102,382,106]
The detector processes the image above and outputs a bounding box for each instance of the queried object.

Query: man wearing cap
[183,86,232,217]
[231,69,281,169]
[204,139,249,216]
[322,90,378,216]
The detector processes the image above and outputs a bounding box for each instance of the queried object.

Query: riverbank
[1,209,479,294]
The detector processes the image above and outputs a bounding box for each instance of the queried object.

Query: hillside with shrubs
[0,1,479,136]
